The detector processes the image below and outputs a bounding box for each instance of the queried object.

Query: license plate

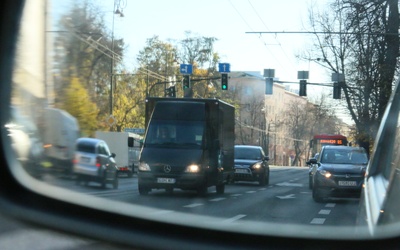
[157,178,176,184]
[338,181,357,186]
[235,169,248,174]
[81,156,91,163]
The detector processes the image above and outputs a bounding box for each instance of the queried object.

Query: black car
[233,145,270,186]
[309,145,368,202]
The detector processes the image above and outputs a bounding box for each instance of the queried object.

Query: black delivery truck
[138,97,235,196]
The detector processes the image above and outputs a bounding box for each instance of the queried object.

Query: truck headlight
[185,164,200,173]
[138,162,151,171]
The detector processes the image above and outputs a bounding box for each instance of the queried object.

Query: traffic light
[165,86,176,97]
[299,80,307,96]
[333,82,341,99]
[265,78,273,95]
[183,75,190,90]
[221,74,228,90]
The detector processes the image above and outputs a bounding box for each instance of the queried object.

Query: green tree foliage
[54,1,125,118]
[62,77,99,137]
[110,73,147,132]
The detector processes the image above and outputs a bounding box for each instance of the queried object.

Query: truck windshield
[144,120,204,148]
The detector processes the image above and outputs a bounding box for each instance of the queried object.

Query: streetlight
[109,0,125,115]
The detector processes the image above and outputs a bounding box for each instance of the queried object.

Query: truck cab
[138,98,234,196]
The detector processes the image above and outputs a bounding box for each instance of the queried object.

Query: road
[42,166,360,228]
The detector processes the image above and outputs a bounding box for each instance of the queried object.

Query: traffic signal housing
[183,75,190,90]
[299,80,307,96]
[221,74,228,90]
[165,86,176,97]
[333,82,341,99]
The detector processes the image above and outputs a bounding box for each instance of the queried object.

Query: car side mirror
[265,156,270,161]
[309,158,317,164]
[111,153,116,158]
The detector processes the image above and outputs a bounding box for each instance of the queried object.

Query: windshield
[5,0,400,244]
[321,149,368,164]
[144,120,204,148]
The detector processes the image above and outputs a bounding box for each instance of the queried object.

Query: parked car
[233,145,270,186]
[309,145,368,202]
[73,138,118,189]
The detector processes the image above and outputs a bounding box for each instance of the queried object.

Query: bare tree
[303,0,399,153]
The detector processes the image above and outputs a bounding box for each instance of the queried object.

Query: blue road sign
[180,64,193,74]
[218,63,230,73]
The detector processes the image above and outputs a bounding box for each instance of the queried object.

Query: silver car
[73,138,118,189]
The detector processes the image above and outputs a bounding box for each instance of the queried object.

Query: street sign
[180,64,193,74]
[218,63,231,73]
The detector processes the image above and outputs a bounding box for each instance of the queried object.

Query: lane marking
[318,209,331,215]
[183,203,203,208]
[231,194,242,197]
[276,194,295,199]
[275,182,303,187]
[209,198,226,202]
[223,214,247,223]
[325,203,336,208]
[310,218,326,224]
[246,191,256,194]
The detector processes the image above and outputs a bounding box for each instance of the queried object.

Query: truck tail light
[96,156,101,168]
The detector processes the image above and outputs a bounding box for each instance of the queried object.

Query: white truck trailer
[95,131,141,177]
[42,108,80,175]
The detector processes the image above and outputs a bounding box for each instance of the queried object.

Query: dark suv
[73,138,118,189]
[233,145,270,186]
[309,145,368,202]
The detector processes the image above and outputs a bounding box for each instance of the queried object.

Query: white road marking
[310,218,326,224]
[275,182,303,187]
[209,198,226,202]
[325,203,336,208]
[223,214,247,223]
[276,194,295,199]
[246,191,256,194]
[318,209,331,215]
[231,194,242,197]
[183,203,204,208]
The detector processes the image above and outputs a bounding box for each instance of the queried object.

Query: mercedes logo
[164,165,171,173]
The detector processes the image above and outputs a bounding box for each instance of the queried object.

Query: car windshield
[235,147,262,160]
[6,0,400,244]
[321,149,368,164]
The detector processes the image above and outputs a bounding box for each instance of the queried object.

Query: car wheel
[312,186,324,203]
[265,171,270,185]
[216,183,225,194]
[101,175,107,189]
[138,184,150,195]
[259,173,267,186]
[309,175,313,189]
[113,174,119,189]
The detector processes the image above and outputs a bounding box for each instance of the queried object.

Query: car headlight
[138,162,151,171]
[185,164,200,173]
[252,162,262,170]
[318,169,332,178]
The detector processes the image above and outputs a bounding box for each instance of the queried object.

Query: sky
[52,0,352,122]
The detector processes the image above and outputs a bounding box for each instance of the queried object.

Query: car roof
[235,145,262,149]
[322,145,365,151]
[76,137,104,145]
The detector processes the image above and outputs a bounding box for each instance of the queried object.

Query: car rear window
[77,142,96,153]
